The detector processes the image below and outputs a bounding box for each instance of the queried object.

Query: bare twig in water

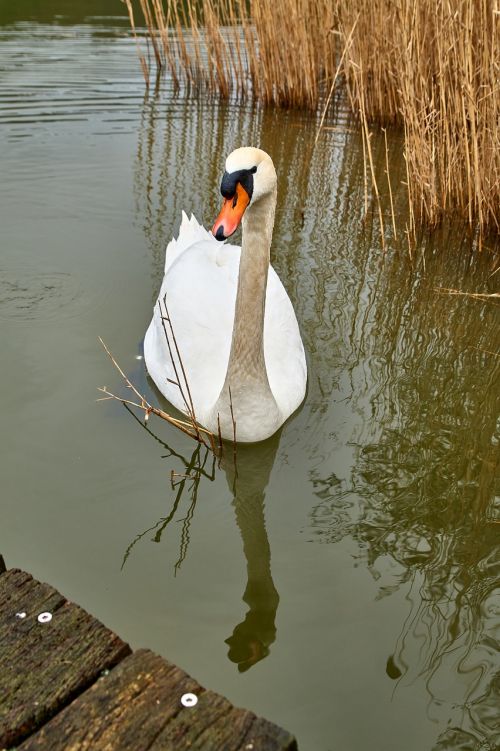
[434,288,500,301]
[98,336,222,457]
[473,345,499,358]
[158,295,198,434]
[122,402,215,480]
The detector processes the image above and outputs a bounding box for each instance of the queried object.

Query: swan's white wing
[144,214,307,425]
[144,216,239,418]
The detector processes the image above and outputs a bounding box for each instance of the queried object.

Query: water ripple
[0,22,155,138]
[0,270,83,322]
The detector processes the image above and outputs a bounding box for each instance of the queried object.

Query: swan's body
[144,147,307,442]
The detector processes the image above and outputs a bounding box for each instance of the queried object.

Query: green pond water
[1,3,499,750]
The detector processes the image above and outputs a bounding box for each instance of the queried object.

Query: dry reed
[338,0,499,239]
[128,0,499,240]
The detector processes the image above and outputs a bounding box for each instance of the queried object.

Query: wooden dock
[0,567,297,750]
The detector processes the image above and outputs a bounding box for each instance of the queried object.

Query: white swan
[144,146,307,442]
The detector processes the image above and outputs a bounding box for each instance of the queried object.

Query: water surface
[1,6,499,751]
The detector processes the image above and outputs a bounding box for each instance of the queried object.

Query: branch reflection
[121,407,216,574]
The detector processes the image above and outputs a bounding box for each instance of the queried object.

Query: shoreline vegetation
[122,0,499,244]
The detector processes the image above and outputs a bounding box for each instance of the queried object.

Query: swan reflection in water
[223,437,281,672]
[122,410,281,672]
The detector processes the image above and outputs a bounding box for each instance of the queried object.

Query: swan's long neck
[226,189,275,386]
[211,188,282,441]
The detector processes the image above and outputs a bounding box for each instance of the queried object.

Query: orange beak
[212,182,250,241]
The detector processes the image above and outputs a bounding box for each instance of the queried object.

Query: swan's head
[212,147,276,241]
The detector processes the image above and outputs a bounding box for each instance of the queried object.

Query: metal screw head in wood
[37,612,53,623]
[180,693,198,707]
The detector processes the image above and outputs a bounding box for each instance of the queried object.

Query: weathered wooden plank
[20,649,297,751]
[0,569,131,748]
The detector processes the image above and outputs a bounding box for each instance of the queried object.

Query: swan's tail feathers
[164,213,218,272]
[185,213,213,240]
[164,236,179,273]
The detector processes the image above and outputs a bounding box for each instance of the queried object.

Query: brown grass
[128,0,499,240]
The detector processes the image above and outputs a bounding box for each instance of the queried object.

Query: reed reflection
[307,216,500,748]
